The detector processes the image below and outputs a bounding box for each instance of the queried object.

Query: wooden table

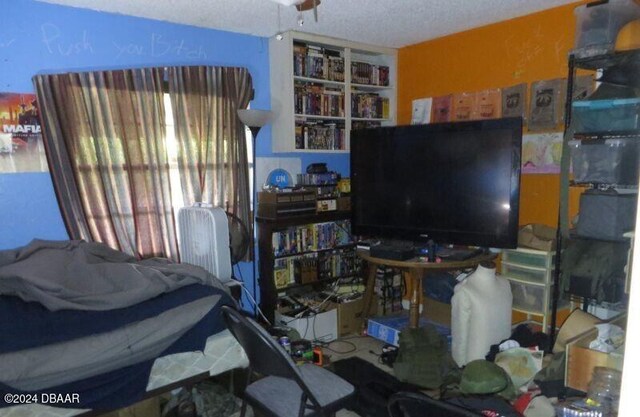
[357,249,497,329]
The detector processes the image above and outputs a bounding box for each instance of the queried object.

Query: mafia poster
[0,92,48,173]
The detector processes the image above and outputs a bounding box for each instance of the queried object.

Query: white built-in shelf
[351,83,394,91]
[351,117,390,122]
[294,114,346,121]
[293,76,346,87]
[270,31,397,153]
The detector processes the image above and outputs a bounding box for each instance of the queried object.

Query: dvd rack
[351,91,390,119]
[352,120,383,130]
[272,220,352,257]
[295,119,346,150]
[273,246,360,290]
[293,42,345,82]
[297,172,340,186]
[269,31,396,153]
[257,212,359,323]
[294,82,345,117]
[351,61,390,86]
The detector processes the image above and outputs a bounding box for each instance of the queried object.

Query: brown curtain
[167,66,254,240]
[34,68,179,260]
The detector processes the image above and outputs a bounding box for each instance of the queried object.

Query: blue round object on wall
[266,168,292,188]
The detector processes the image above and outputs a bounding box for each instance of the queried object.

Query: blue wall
[1,0,349,310]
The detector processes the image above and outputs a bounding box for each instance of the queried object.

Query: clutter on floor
[162,381,244,417]
[263,252,628,417]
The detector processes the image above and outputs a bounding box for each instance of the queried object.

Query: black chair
[387,392,483,417]
[221,305,355,417]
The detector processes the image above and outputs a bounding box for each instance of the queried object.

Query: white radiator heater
[178,204,232,283]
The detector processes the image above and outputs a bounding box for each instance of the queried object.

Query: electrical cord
[317,339,357,354]
[232,264,271,326]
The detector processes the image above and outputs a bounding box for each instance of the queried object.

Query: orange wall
[398,2,587,227]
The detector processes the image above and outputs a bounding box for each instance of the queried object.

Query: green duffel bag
[393,325,458,389]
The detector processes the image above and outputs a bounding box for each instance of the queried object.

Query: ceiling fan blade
[270,0,305,6]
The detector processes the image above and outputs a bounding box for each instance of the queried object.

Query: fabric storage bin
[573,0,640,58]
[576,190,637,241]
[510,280,546,314]
[501,263,547,284]
[572,98,640,133]
[569,137,640,185]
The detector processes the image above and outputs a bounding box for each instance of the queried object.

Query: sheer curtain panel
[167,66,254,247]
[34,68,179,260]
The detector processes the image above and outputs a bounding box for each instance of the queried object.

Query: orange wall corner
[397,1,588,227]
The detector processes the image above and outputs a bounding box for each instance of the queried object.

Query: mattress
[1,329,248,417]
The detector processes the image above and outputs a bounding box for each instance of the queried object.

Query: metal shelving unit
[551,48,640,343]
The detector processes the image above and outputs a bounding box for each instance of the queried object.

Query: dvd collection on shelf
[297,172,340,186]
[351,61,390,86]
[295,119,346,150]
[351,92,390,119]
[273,247,360,290]
[318,248,360,280]
[352,120,382,130]
[272,220,352,257]
[272,220,356,290]
[293,42,345,82]
[294,82,345,117]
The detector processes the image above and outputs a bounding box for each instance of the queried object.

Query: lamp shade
[237,109,273,128]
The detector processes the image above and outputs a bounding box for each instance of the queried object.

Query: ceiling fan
[270,0,321,23]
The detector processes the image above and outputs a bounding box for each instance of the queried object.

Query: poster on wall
[430,95,452,123]
[0,93,48,173]
[521,132,563,174]
[529,79,565,131]
[475,88,502,119]
[502,83,527,120]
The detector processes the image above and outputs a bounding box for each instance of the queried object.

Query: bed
[0,239,248,416]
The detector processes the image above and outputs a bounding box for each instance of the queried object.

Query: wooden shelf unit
[256,211,359,323]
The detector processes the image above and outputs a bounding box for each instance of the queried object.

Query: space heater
[178,203,232,284]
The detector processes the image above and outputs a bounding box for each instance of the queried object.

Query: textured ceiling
[37,0,580,48]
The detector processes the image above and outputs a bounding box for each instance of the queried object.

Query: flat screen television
[350,117,523,248]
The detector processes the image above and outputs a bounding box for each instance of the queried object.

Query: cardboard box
[366,313,451,348]
[565,313,626,392]
[518,224,557,251]
[275,307,338,342]
[329,295,378,336]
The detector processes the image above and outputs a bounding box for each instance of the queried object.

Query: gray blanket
[0,239,225,311]
[0,294,221,391]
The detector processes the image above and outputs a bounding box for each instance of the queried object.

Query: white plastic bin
[510,281,546,314]
[573,0,640,58]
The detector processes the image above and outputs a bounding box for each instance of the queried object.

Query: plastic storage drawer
[569,137,640,185]
[573,0,640,58]
[502,263,548,284]
[572,98,640,133]
[510,281,546,314]
[502,249,551,269]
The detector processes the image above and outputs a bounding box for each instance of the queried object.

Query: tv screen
[350,117,523,248]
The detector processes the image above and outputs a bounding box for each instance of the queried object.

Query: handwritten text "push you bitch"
[113,34,207,59]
